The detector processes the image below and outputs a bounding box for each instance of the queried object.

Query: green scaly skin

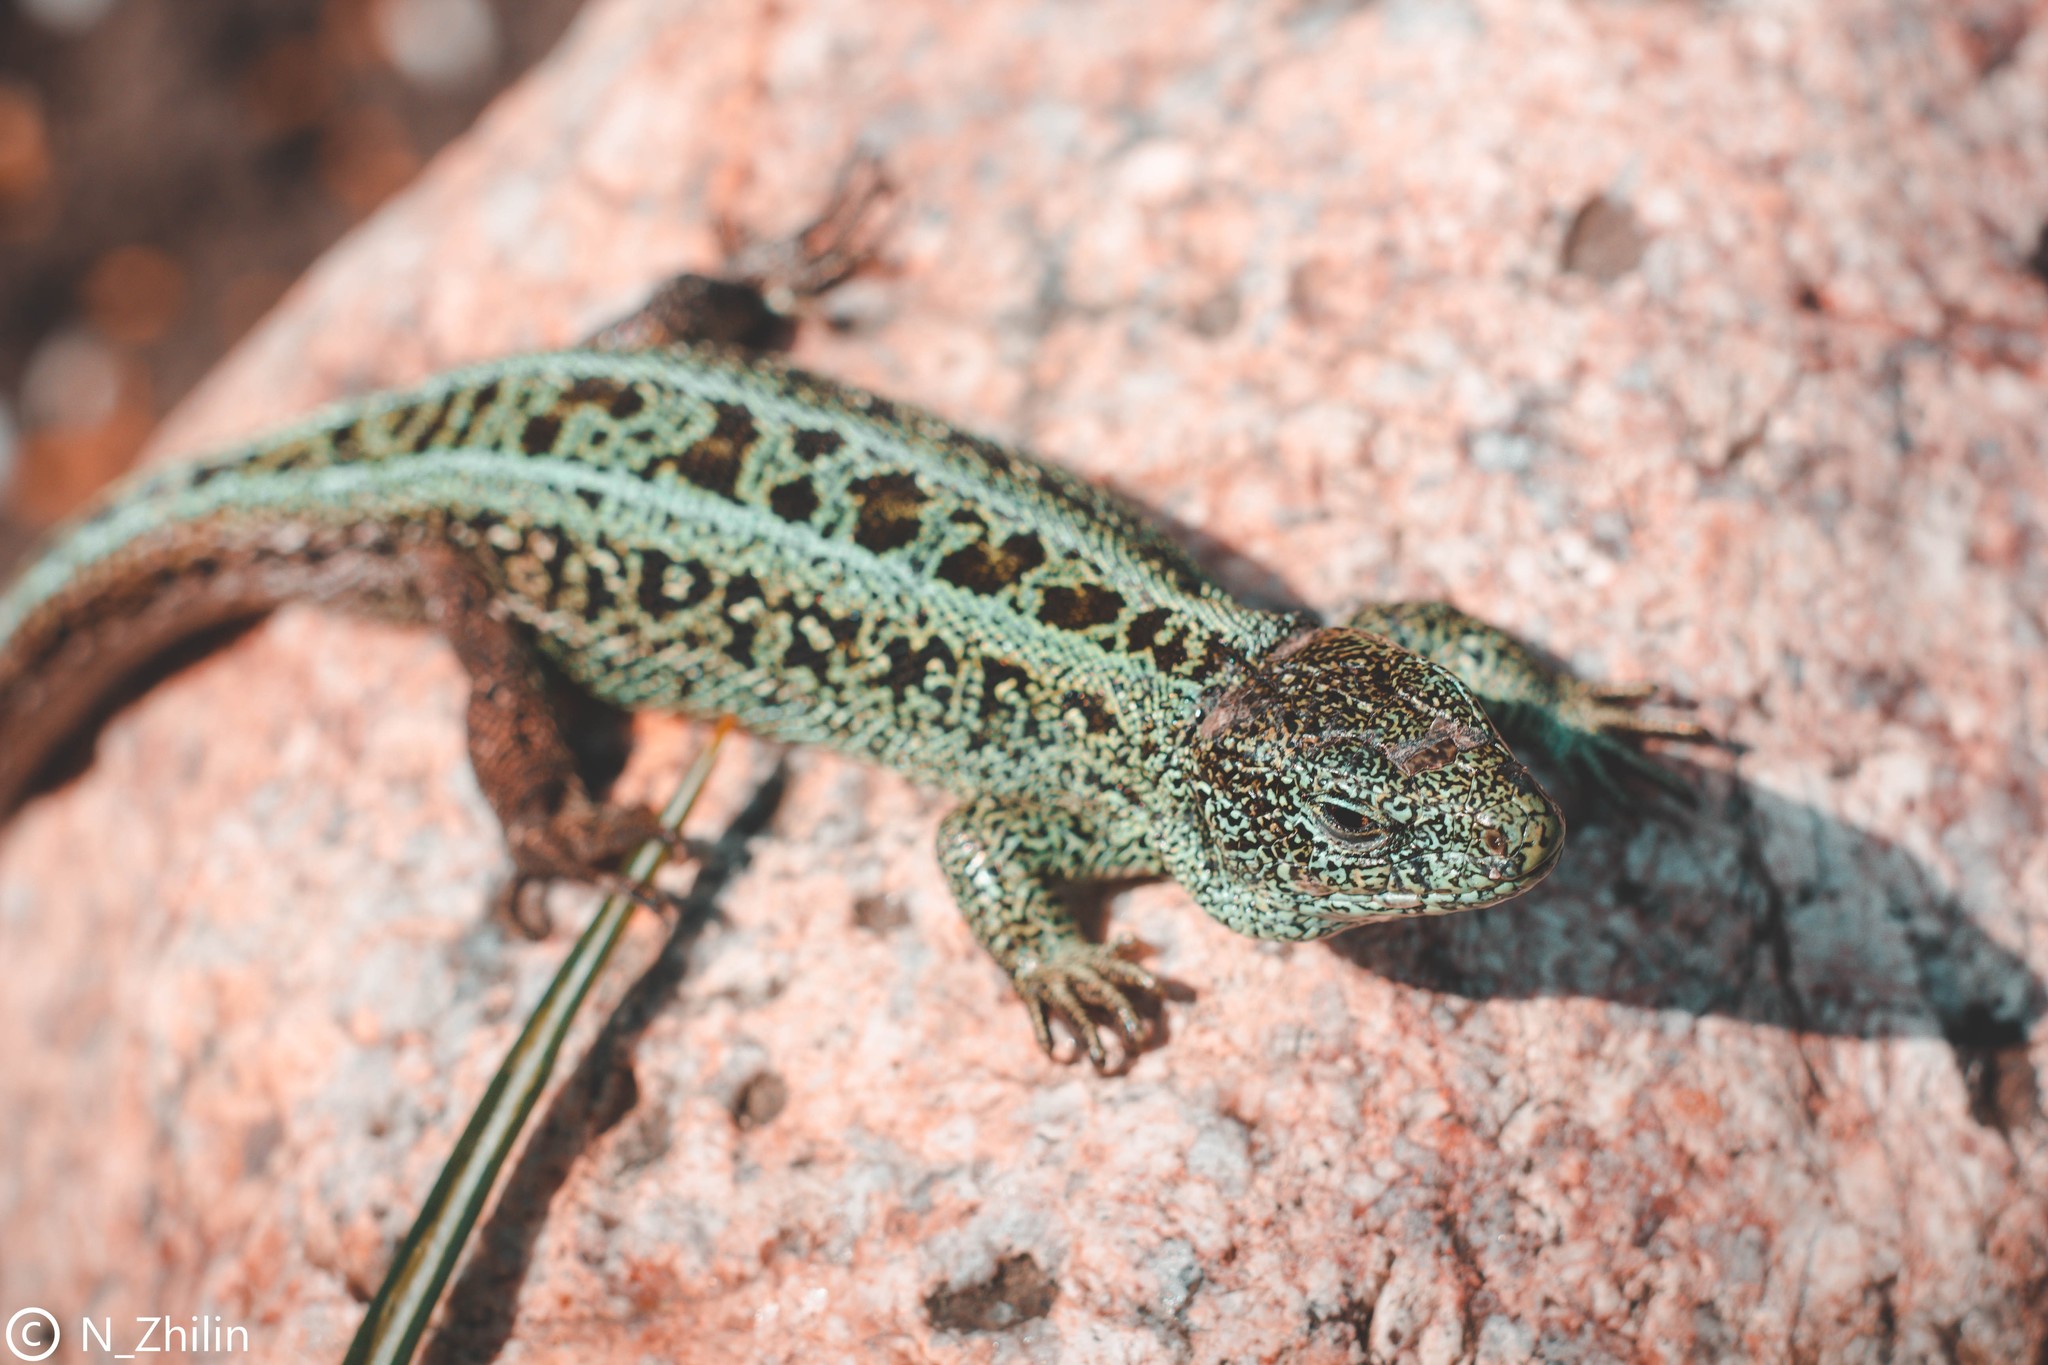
[0,331,1706,1066]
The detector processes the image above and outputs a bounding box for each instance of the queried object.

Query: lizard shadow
[1116,494,2040,1130]
[420,764,788,1365]
[1326,768,2046,1137]
[1120,501,1317,617]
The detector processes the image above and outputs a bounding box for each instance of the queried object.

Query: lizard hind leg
[583,152,896,356]
[721,149,896,311]
[414,545,682,935]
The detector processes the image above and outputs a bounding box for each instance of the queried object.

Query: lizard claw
[495,869,690,938]
[1014,941,1162,1071]
[497,799,695,936]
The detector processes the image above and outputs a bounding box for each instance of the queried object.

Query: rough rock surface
[4,1,2046,1360]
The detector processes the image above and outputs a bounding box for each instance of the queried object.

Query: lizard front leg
[936,794,1163,1070]
[413,544,682,930]
[1344,600,1717,803]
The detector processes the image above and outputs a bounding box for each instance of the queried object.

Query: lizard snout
[1478,765,1564,884]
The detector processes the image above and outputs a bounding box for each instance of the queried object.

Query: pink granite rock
[4,0,2046,1360]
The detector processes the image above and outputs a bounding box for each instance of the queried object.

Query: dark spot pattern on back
[1150,634,1190,672]
[675,560,716,612]
[881,634,958,704]
[94,344,1269,838]
[566,376,627,407]
[725,571,765,608]
[792,428,843,462]
[937,533,1047,596]
[581,558,617,616]
[1038,583,1125,631]
[781,602,859,679]
[636,548,675,617]
[847,472,928,552]
[1122,605,1191,670]
[1062,689,1118,735]
[769,477,820,525]
[1125,607,1170,653]
[655,400,755,499]
[975,658,1033,723]
[329,420,365,462]
[403,393,458,449]
[951,431,1011,476]
[720,570,766,665]
[522,415,563,455]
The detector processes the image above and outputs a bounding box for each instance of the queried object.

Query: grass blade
[343,718,733,1365]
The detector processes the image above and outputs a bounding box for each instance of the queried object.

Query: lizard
[0,176,1710,1068]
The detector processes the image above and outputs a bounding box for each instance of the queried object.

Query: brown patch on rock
[851,893,909,931]
[1562,195,1647,282]
[925,1254,1058,1333]
[731,1072,789,1131]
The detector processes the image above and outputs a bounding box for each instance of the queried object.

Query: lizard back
[0,345,1290,808]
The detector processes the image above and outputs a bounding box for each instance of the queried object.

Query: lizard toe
[1065,968,1142,1049]
[1588,679,1660,703]
[1041,974,1106,1068]
[1021,995,1060,1059]
[1098,939,1164,997]
[494,875,555,940]
[1015,943,1162,1071]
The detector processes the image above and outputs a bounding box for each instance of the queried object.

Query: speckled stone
[3,0,2045,1360]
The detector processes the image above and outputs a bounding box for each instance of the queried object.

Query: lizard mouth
[1303,825,1564,920]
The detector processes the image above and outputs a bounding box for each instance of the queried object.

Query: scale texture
[1,0,2045,1361]
[0,331,1576,1056]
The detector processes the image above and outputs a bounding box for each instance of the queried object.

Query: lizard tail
[0,498,425,817]
[0,365,559,817]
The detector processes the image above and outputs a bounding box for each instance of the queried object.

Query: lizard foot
[495,871,692,939]
[723,150,897,310]
[497,799,689,937]
[585,155,895,355]
[1539,679,1722,808]
[1014,938,1162,1072]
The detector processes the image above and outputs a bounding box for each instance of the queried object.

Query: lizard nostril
[1481,827,1508,857]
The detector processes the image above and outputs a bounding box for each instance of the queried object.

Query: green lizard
[0,191,1708,1068]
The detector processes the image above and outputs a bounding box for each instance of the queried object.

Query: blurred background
[0,0,590,571]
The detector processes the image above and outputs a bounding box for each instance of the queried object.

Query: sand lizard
[0,190,1708,1068]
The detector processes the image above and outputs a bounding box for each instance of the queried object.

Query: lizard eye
[1312,797,1389,848]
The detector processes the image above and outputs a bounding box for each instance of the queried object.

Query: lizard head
[1183,626,1563,937]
